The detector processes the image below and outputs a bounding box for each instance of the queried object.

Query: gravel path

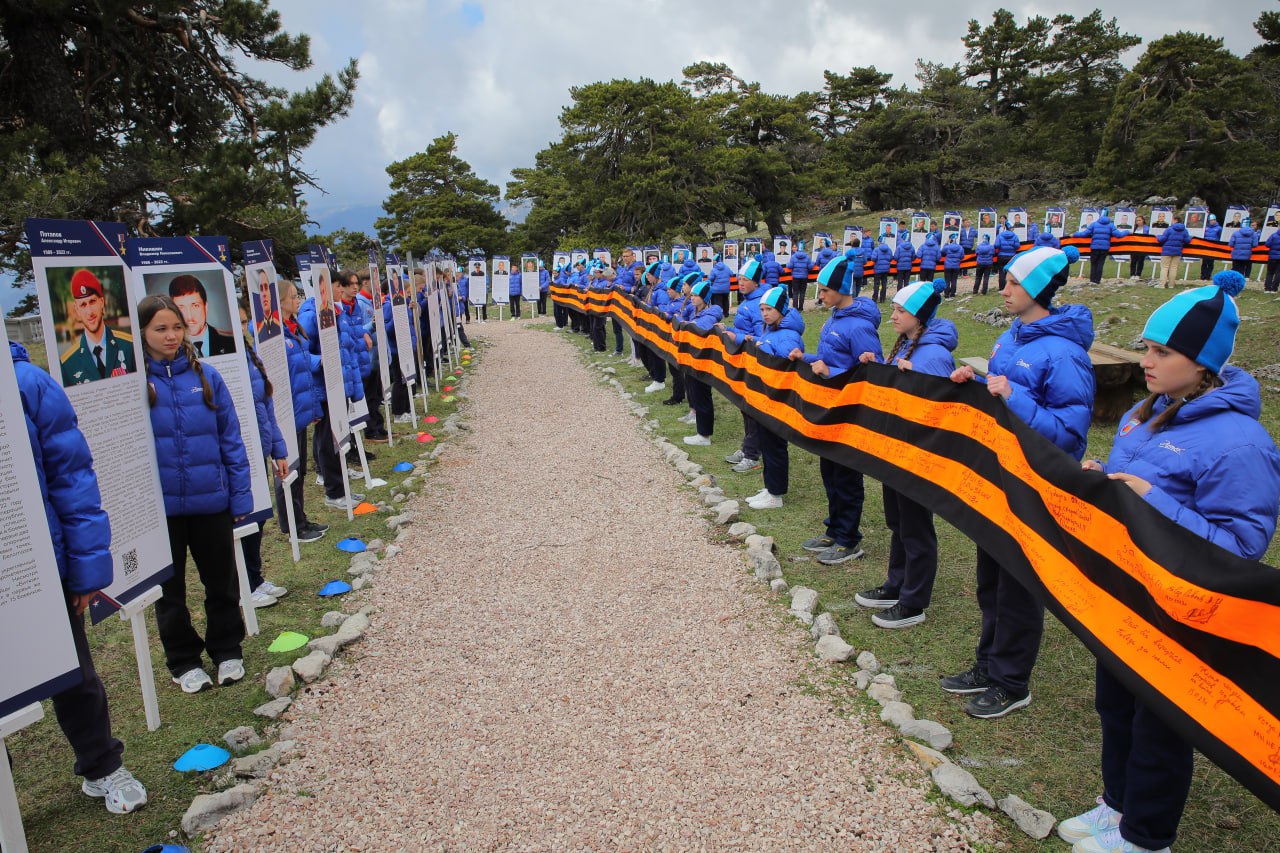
[206,320,994,851]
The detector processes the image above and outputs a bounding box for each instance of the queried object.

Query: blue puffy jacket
[815,246,836,269]
[1027,222,1040,244]
[845,245,867,280]
[615,262,641,294]
[1268,230,1280,260]
[146,351,253,517]
[659,261,677,284]
[872,242,894,274]
[1230,226,1258,260]
[802,298,883,377]
[995,228,1022,259]
[509,269,523,297]
[761,251,782,287]
[1101,366,1280,559]
[687,303,725,331]
[1205,221,1223,242]
[756,309,806,358]
[247,349,286,461]
[539,268,551,292]
[678,256,700,277]
[959,226,978,251]
[341,299,372,378]
[298,297,363,402]
[1035,232,1061,249]
[976,241,995,265]
[894,241,915,273]
[916,239,941,271]
[728,286,764,343]
[355,290,377,337]
[282,323,322,430]
[1157,222,1190,256]
[13,341,113,593]
[1074,215,1128,251]
[381,300,417,359]
[886,318,957,378]
[338,303,369,394]
[942,242,965,270]
[708,261,733,294]
[985,304,1095,460]
[789,249,812,284]
[649,286,671,311]
[457,275,470,301]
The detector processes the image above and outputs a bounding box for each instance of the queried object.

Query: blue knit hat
[1005,245,1081,307]
[760,286,789,315]
[690,280,710,300]
[893,280,947,325]
[1142,270,1245,375]
[739,257,764,284]
[816,254,853,295]
[644,261,661,279]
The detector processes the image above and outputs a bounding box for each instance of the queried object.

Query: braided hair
[237,292,274,399]
[138,294,215,409]
[1132,369,1223,432]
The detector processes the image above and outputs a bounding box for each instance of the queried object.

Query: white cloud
[253,0,1265,232]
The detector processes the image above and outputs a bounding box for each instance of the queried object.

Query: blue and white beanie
[893,280,948,325]
[760,286,789,315]
[1005,245,1081,307]
[1142,270,1245,375]
[739,257,764,284]
[816,254,854,295]
[644,261,662,280]
[690,280,710,300]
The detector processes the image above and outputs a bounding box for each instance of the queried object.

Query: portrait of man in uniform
[723,243,737,260]
[316,267,336,330]
[494,261,508,276]
[168,274,235,357]
[58,267,136,386]
[253,269,282,341]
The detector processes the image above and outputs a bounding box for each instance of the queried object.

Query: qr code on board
[121,548,138,577]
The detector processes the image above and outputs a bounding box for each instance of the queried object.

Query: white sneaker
[1059,798,1122,844]
[628,358,643,367]
[724,449,745,464]
[683,434,711,446]
[255,580,288,598]
[325,495,357,511]
[172,667,213,694]
[748,487,770,501]
[314,474,325,486]
[82,766,148,814]
[393,413,413,424]
[1072,827,1168,853]
[250,590,278,608]
[678,411,696,424]
[217,658,245,686]
[643,381,665,393]
[747,491,783,509]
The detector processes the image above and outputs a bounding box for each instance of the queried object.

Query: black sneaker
[872,602,926,629]
[661,397,684,406]
[855,586,899,609]
[801,535,835,552]
[296,525,324,543]
[816,544,865,565]
[964,684,1031,719]
[940,665,991,695]
[305,521,329,534]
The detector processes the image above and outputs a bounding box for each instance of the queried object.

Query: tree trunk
[764,213,786,237]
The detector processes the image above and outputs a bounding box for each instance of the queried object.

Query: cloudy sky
[260,0,1266,235]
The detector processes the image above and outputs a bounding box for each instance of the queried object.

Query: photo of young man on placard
[251,268,282,342]
[149,272,236,357]
[50,265,137,386]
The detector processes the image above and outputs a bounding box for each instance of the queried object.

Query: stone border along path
[202,318,996,851]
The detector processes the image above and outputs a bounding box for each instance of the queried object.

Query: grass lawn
[8,343,470,853]
[553,269,1280,852]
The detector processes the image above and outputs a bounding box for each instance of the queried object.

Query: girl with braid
[855,280,957,628]
[1062,270,1280,853]
[140,294,252,694]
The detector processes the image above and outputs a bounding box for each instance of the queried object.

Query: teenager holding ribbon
[681,280,725,446]
[1061,270,1280,853]
[744,286,805,510]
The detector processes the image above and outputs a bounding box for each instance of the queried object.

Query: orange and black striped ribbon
[553,283,1280,812]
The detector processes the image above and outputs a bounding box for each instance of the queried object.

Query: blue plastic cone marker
[268,631,310,653]
[318,580,352,597]
[336,537,366,553]
[141,845,191,853]
[393,462,414,473]
[174,744,230,772]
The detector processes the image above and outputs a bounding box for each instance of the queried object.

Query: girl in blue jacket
[275,281,326,543]
[13,340,148,814]
[916,236,941,284]
[973,235,995,294]
[788,254,883,565]
[1229,220,1258,278]
[941,236,965,297]
[139,294,252,694]
[871,239,894,301]
[745,287,805,510]
[1063,271,1280,853]
[854,281,957,628]
[787,242,812,311]
[680,280,724,445]
[237,300,290,607]
[945,246,1095,719]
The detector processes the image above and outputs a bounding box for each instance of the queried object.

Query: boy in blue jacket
[13,340,148,814]
[871,238,894,300]
[1200,213,1222,280]
[707,252,733,314]
[1156,216,1190,288]
[941,236,965,297]
[944,245,1095,719]
[893,239,915,298]
[973,235,995,294]
[994,226,1023,289]
[745,286,806,509]
[719,258,766,471]
[680,281,725,445]
[1229,218,1258,278]
[1074,210,1129,284]
[788,254,883,565]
